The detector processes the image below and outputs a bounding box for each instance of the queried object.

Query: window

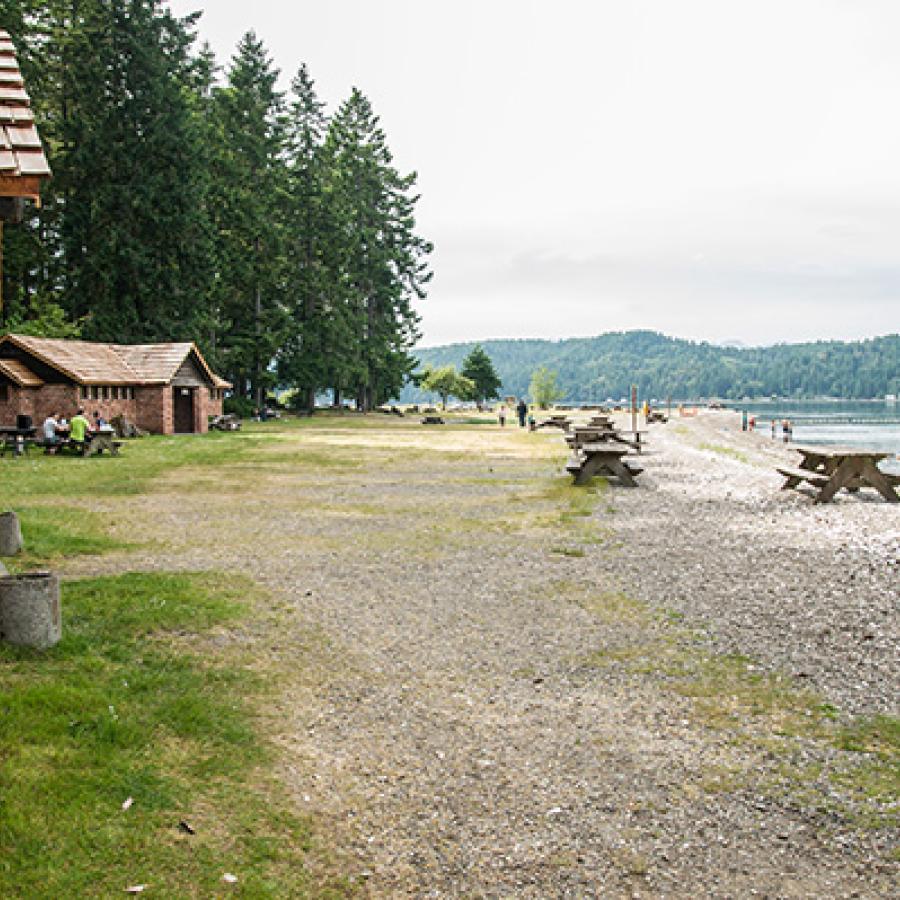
[129,387,136,400]
[91,386,99,400]
[0,384,8,402]
[80,385,89,400]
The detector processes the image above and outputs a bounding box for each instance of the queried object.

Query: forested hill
[403,332,900,401]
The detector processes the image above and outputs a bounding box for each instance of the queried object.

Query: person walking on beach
[498,404,507,427]
[516,398,527,428]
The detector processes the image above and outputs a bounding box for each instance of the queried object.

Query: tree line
[406,331,900,402]
[0,1,431,411]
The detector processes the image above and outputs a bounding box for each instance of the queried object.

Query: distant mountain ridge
[401,331,900,402]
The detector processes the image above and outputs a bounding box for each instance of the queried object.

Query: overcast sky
[168,0,900,348]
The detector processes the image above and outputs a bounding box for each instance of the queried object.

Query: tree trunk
[302,386,315,415]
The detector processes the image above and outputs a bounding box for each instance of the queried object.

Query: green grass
[0,572,323,897]
[7,506,131,569]
[698,442,749,464]
[0,430,272,502]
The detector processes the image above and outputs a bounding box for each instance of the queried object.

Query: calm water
[734,400,900,473]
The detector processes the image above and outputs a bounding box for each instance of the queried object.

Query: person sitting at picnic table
[93,411,108,429]
[69,408,91,445]
[42,412,60,454]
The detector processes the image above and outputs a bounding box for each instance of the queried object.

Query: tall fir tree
[211,31,288,402]
[323,88,431,410]
[276,63,330,411]
[55,1,215,342]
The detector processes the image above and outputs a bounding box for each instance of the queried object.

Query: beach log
[0,572,62,649]
[0,511,23,556]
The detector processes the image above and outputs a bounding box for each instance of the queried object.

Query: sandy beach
[70,412,898,897]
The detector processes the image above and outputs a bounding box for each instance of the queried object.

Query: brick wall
[1,383,225,435]
[0,384,81,427]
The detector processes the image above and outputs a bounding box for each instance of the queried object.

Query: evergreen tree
[460,344,501,408]
[323,89,431,409]
[56,1,215,342]
[276,63,331,412]
[211,31,289,403]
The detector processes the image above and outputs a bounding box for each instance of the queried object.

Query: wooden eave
[0,29,50,204]
[0,357,42,386]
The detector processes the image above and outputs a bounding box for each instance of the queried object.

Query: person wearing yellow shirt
[69,409,91,445]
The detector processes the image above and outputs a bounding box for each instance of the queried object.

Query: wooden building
[0,334,229,434]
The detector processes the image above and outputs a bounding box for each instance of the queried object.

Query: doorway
[173,387,195,433]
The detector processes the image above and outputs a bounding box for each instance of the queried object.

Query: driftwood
[0,572,61,649]
[0,511,23,556]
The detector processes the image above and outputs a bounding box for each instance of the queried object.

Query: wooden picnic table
[777,446,899,503]
[566,444,644,486]
[535,416,572,432]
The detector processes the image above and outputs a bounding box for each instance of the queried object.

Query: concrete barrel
[0,572,61,649]
[0,511,23,556]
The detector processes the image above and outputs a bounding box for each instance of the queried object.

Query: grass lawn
[0,572,324,897]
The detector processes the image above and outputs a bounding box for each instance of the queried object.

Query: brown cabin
[0,334,230,434]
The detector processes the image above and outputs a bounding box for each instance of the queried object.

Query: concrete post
[0,511,23,556]
[0,572,61,649]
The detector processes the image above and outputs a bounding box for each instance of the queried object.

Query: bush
[224,396,256,418]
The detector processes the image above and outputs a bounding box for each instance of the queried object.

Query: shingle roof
[0,30,51,198]
[0,334,230,388]
[0,357,42,386]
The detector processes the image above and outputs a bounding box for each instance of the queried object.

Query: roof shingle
[1,334,230,388]
[0,30,50,198]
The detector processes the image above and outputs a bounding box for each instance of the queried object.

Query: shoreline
[584,408,898,717]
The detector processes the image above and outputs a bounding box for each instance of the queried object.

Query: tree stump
[0,511,23,556]
[0,572,62,649]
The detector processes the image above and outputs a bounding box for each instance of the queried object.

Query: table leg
[858,459,900,502]
[815,458,859,503]
[605,458,637,487]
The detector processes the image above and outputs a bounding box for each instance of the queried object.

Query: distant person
[42,412,60,454]
[516,398,527,428]
[771,419,777,439]
[70,408,90,444]
[498,404,507,427]
[528,413,536,431]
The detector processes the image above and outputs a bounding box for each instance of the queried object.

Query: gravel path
[67,416,898,897]
[596,411,899,717]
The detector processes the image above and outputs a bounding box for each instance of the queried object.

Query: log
[0,572,61,649]
[0,511,23,556]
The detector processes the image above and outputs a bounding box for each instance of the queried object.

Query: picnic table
[777,446,899,503]
[535,415,572,432]
[566,444,644,486]
[0,426,36,456]
[565,426,618,450]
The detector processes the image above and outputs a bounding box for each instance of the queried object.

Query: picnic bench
[421,415,445,425]
[566,444,644,486]
[535,415,572,432]
[646,411,668,424]
[777,446,899,503]
[565,426,619,450]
